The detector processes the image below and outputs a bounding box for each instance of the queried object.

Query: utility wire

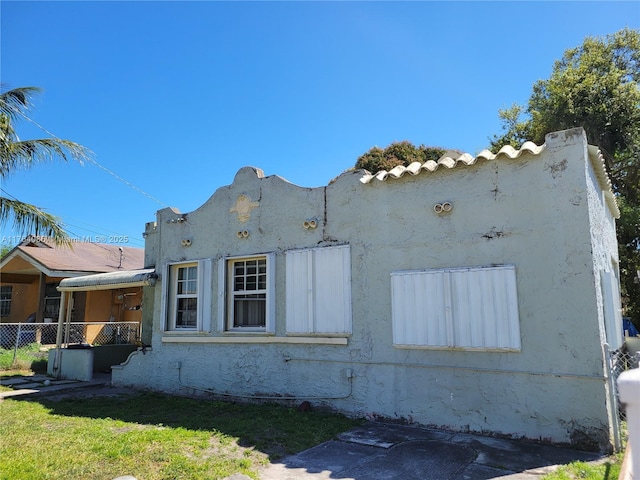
[9,103,169,207]
[1,187,145,247]
[62,216,145,245]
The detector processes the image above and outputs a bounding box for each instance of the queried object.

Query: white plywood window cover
[286,244,352,334]
[601,270,623,351]
[391,265,521,351]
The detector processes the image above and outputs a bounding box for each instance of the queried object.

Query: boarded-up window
[601,270,623,350]
[286,245,352,334]
[391,265,520,351]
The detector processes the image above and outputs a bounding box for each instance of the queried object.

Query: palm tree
[0,86,91,244]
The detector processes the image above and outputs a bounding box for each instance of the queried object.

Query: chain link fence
[0,322,140,370]
[608,344,640,421]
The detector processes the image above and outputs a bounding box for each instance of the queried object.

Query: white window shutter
[160,263,170,331]
[286,245,352,334]
[199,259,213,332]
[313,245,352,334]
[392,270,449,347]
[217,257,226,332]
[450,266,520,350]
[265,252,276,333]
[392,265,520,350]
[601,270,623,350]
[286,249,313,333]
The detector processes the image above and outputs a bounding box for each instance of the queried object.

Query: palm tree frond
[0,86,88,245]
[0,196,71,246]
[0,138,91,177]
[0,86,41,120]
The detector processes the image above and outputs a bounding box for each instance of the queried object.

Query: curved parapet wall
[118,127,620,451]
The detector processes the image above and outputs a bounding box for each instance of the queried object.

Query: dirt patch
[37,384,142,401]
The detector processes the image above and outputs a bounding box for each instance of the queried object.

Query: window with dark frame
[0,286,11,316]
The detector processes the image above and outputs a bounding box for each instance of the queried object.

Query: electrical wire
[1,187,145,247]
[8,103,169,207]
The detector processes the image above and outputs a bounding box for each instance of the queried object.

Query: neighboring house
[0,237,145,344]
[113,128,623,451]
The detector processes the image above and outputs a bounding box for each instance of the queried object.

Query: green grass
[0,344,48,371]
[541,455,623,480]
[0,391,364,479]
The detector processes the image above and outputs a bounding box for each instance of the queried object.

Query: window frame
[163,259,213,332]
[172,262,199,330]
[218,253,275,334]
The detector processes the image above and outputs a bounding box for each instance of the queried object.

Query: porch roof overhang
[57,268,157,292]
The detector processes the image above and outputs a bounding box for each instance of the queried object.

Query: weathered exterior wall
[0,282,36,323]
[113,128,619,450]
[84,290,113,322]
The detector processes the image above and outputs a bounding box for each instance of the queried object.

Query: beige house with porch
[0,237,144,344]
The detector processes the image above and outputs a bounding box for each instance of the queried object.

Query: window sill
[161,335,348,345]
[393,343,521,352]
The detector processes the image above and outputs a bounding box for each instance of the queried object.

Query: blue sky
[2,1,639,250]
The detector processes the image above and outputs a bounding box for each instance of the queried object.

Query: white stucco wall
[114,128,619,451]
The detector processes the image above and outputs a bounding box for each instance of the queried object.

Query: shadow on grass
[17,391,363,460]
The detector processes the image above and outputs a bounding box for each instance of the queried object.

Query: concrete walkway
[260,422,605,480]
[0,372,111,399]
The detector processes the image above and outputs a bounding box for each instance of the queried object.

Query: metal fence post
[603,343,622,452]
[11,323,22,367]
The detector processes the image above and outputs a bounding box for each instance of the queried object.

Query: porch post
[36,273,46,323]
[52,291,68,377]
[63,293,74,346]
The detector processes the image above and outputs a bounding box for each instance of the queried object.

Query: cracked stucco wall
[114,128,618,451]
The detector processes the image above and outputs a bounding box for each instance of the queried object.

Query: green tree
[490,28,640,327]
[356,141,450,173]
[0,86,91,244]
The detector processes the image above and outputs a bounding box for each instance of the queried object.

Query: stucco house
[0,237,145,345]
[113,128,623,451]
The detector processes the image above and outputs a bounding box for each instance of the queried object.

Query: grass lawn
[0,389,364,479]
[541,456,623,480]
[0,344,49,372]
[0,367,626,480]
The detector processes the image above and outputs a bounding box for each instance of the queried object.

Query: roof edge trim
[57,269,158,292]
[359,142,546,184]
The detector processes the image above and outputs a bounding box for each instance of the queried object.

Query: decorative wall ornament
[303,218,318,229]
[433,202,453,214]
[230,194,259,223]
